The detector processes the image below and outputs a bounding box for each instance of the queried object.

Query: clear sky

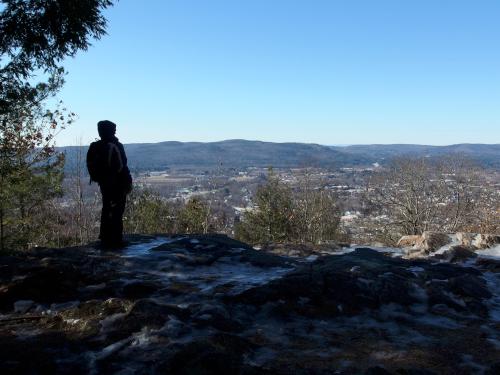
[57,0,500,146]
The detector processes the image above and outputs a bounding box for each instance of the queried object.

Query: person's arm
[118,142,133,192]
[118,143,128,169]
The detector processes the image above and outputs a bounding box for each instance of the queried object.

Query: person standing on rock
[87,120,132,248]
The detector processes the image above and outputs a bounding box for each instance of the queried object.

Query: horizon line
[57,138,500,148]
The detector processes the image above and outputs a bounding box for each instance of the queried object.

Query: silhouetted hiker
[87,120,132,248]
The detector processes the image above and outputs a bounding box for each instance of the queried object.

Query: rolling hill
[61,140,500,172]
[332,144,500,169]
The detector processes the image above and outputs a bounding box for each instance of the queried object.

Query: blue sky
[57,0,500,146]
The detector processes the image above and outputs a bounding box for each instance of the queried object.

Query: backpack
[86,140,125,184]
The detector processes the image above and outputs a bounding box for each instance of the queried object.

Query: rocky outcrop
[456,232,475,247]
[472,233,500,249]
[432,245,478,263]
[455,232,500,249]
[398,232,500,258]
[1,234,499,374]
[396,235,422,248]
[421,231,452,252]
[398,231,452,256]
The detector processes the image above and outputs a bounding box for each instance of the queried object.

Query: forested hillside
[62,140,500,172]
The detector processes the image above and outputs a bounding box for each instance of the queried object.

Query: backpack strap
[107,142,124,173]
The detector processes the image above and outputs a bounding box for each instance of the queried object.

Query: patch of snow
[325,245,407,257]
[340,213,358,222]
[306,255,318,262]
[13,328,44,339]
[476,245,500,259]
[432,234,460,255]
[333,313,430,345]
[158,317,190,338]
[368,246,406,257]
[94,337,132,361]
[413,312,462,329]
[409,303,427,315]
[331,247,356,255]
[86,336,134,373]
[64,318,81,325]
[197,314,212,321]
[408,266,425,276]
[123,237,177,257]
[487,338,500,350]
[80,283,106,291]
[357,278,374,286]
[196,262,292,295]
[232,247,247,253]
[245,347,278,367]
[409,283,428,304]
[459,354,487,373]
[378,303,413,320]
[130,328,160,347]
[371,350,406,360]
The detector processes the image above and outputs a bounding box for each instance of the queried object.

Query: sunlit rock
[472,233,500,249]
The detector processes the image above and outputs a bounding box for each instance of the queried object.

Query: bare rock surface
[398,232,452,255]
[399,232,500,257]
[1,234,499,374]
[473,234,500,249]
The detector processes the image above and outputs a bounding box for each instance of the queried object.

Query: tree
[236,168,342,246]
[235,169,295,245]
[365,155,483,240]
[177,197,211,234]
[292,169,340,244]
[124,188,176,235]
[435,155,481,232]
[63,138,101,245]
[0,0,114,250]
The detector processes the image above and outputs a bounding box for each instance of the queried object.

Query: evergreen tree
[236,169,341,246]
[0,0,114,250]
[236,169,294,244]
[124,188,176,235]
[177,197,211,234]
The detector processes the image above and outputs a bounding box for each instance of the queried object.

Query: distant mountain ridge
[61,140,500,172]
[332,143,500,168]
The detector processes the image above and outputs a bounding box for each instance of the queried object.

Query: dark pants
[99,184,127,246]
